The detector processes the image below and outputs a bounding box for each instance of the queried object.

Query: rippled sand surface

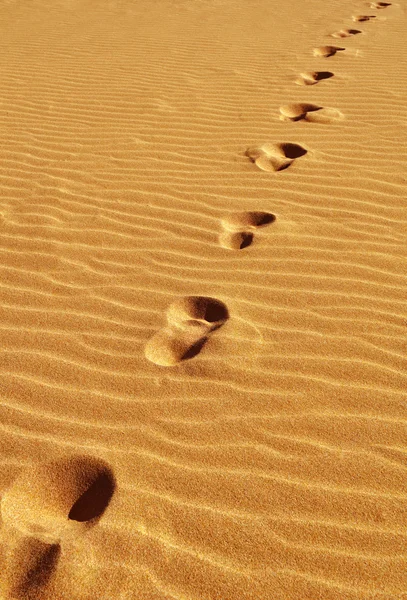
[0,0,406,598]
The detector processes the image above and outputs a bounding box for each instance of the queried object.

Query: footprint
[1,455,115,599]
[313,45,345,57]
[295,71,334,85]
[331,28,362,38]
[245,142,307,172]
[279,103,344,124]
[370,2,391,8]
[219,211,275,250]
[352,14,376,21]
[145,296,229,366]
[279,103,321,121]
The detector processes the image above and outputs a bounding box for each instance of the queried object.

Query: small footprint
[352,14,376,21]
[279,103,344,124]
[295,71,334,85]
[313,45,345,57]
[1,456,115,599]
[219,211,275,250]
[145,296,229,366]
[331,28,362,38]
[245,143,307,172]
[370,2,391,8]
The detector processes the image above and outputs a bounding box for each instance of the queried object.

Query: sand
[0,0,406,597]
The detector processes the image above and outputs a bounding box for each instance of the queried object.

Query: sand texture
[0,0,406,598]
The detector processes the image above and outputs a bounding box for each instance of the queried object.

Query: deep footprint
[279,103,321,121]
[313,45,345,57]
[1,455,116,540]
[1,456,115,598]
[245,143,307,172]
[295,71,334,85]
[352,14,376,21]
[279,103,344,124]
[370,2,391,8]
[145,296,229,366]
[331,28,362,38]
[219,211,275,250]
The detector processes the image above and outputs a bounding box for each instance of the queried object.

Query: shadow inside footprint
[201,299,229,327]
[181,337,208,361]
[279,143,307,159]
[315,71,335,81]
[165,296,229,329]
[222,211,276,231]
[219,231,254,250]
[371,2,391,7]
[68,469,116,523]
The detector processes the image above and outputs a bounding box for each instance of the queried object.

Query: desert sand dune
[0,0,406,598]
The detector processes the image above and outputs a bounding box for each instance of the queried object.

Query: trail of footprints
[144,1,392,366]
[0,1,393,597]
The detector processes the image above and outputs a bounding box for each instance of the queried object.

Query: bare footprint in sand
[279,103,344,124]
[313,45,345,57]
[295,71,334,85]
[370,2,391,8]
[145,296,229,366]
[352,14,376,21]
[1,456,115,599]
[245,142,307,172]
[331,28,362,38]
[219,211,275,250]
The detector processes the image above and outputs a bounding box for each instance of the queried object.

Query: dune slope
[0,0,406,598]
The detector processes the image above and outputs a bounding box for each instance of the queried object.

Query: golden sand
[0,0,406,597]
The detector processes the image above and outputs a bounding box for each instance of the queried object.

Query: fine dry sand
[0,0,406,598]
